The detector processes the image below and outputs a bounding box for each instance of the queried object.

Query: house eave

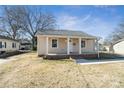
[36,35,97,39]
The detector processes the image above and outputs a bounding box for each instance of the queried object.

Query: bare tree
[104,21,124,45]
[0,6,56,50]
[0,6,25,39]
[20,6,56,49]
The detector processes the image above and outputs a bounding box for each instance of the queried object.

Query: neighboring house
[36,30,97,56]
[112,39,124,55]
[0,35,20,53]
[98,43,105,51]
[19,39,32,50]
[104,45,110,52]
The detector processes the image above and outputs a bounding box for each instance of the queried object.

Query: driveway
[0,54,25,64]
[76,58,124,65]
[0,57,17,64]
[0,59,11,64]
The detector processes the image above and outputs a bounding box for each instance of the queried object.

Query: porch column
[67,37,70,54]
[46,37,48,55]
[79,38,81,54]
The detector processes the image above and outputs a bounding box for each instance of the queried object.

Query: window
[52,39,57,48]
[81,40,85,48]
[0,42,2,48]
[4,42,6,48]
[12,43,14,48]
[12,43,16,48]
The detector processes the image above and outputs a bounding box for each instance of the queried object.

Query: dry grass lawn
[0,52,124,88]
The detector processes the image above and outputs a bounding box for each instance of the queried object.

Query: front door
[69,39,73,53]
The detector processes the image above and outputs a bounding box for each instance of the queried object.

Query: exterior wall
[37,35,96,55]
[104,46,110,52]
[0,39,19,52]
[48,37,67,54]
[113,41,124,55]
[104,45,113,53]
[20,45,32,50]
[81,39,95,53]
[37,36,47,55]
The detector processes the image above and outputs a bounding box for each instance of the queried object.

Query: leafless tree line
[0,6,56,49]
[104,21,124,45]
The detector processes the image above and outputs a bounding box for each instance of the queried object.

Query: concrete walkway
[0,54,25,64]
[76,58,124,65]
[0,58,14,64]
[0,57,18,64]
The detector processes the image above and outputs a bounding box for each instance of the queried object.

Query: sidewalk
[75,58,124,65]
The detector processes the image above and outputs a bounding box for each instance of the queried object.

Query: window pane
[0,42,2,48]
[12,43,14,48]
[81,40,85,48]
[52,39,57,48]
[4,42,6,48]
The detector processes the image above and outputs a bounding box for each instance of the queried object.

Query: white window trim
[12,42,16,48]
[51,38,58,48]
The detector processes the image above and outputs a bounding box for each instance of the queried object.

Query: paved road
[76,58,124,65]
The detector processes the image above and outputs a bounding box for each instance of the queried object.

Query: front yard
[0,52,124,88]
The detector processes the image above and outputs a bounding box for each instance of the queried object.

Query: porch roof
[36,30,97,39]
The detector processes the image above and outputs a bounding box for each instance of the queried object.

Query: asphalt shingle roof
[0,35,19,42]
[36,30,96,39]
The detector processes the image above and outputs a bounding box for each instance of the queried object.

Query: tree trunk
[32,36,37,50]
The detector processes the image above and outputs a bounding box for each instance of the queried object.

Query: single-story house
[19,39,32,50]
[36,30,97,56]
[112,39,124,55]
[0,35,20,53]
[104,45,110,52]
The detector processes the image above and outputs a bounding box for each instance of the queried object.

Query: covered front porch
[44,36,96,55]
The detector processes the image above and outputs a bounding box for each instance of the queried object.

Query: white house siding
[37,36,47,55]
[48,37,67,54]
[37,35,96,55]
[0,39,19,52]
[81,39,95,53]
[113,41,124,55]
